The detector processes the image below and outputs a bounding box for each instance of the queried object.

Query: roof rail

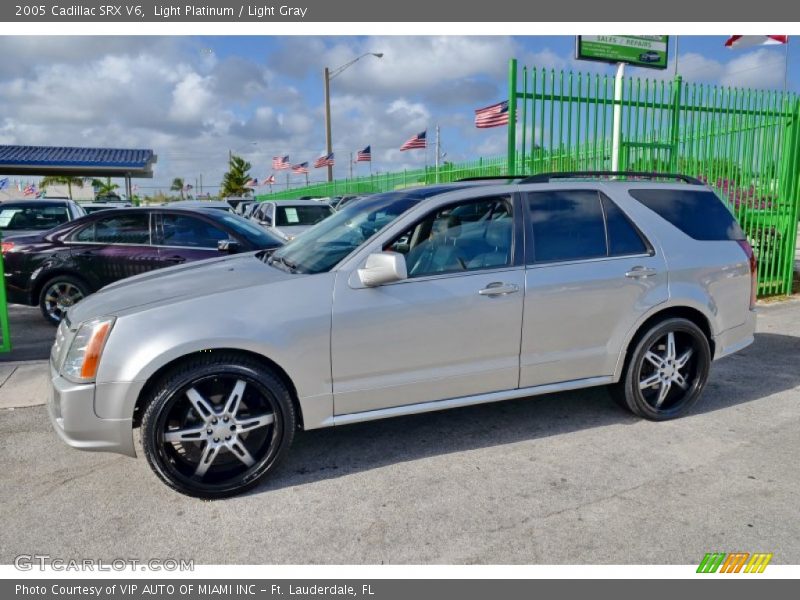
[457,175,529,182]
[519,171,704,185]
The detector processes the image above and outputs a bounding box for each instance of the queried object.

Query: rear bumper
[713,309,757,360]
[48,365,136,457]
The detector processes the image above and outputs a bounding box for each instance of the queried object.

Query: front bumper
[47,365,136,457]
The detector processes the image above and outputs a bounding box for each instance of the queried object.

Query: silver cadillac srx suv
[48,172,757,497]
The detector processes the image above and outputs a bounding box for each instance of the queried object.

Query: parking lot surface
[0,304,55,362]
[0,300,798,564]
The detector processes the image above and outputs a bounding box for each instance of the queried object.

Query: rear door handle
[625,266,657,278]
[478,282,520,296]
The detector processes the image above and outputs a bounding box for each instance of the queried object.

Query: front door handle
[478,282,520,296]
[163,255,187,264]
[625,266,657,278]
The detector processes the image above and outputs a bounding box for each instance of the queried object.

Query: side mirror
[217,239,242,254]
[260,217,272,227]
[358,252,407,287]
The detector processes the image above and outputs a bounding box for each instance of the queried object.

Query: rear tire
[140,353,296,498]
[611,318,711,421]
[38,275,89,325]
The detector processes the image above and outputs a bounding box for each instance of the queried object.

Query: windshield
[275,204,333,227]
[215,212,285,248]
[0,205,70,231]
[269,192,421,274]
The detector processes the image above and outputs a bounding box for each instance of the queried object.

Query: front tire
[39,275,89,325]
[140,353,296,498]
[612,318,711,421]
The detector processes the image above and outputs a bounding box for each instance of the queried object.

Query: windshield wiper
[268,254,298,273]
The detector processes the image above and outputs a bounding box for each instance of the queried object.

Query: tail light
[1,241,14,254]
[737,240,757,309]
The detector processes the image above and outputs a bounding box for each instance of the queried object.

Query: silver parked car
[251,199,334,241]
[48,173,757,498]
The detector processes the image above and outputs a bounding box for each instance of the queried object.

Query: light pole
[324,52,383,182]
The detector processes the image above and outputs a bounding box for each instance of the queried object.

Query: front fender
[92,275,335,428]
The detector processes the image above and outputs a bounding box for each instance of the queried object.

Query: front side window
[74,213,151,244]
[160,214,229,248]
[268,186,470,275]
[386,197,514,277]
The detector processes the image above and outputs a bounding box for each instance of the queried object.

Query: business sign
[576,36,669,69]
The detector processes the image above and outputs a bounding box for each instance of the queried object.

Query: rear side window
[628,189,744,241]
[601,194,649,256]
[74,214,151,244]
[528,190,607,262]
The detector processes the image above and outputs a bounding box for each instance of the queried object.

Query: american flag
[272,155,290,170]
[356,145,371,162]
[184,183,193,191]
[400,131,426,151]
[314,153,335,168]
[265,175,276,185]
[725,35,788,48]
[475,100,510,129]
[245,178,259,187]
[23,183,37,196]
[291,162,309,174]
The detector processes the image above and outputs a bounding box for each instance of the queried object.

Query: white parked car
[251,200,334,241]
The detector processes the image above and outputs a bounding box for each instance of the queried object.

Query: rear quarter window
[628,189,744,241]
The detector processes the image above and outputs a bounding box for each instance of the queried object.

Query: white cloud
[0,37,792,195]
[169,72,218,122]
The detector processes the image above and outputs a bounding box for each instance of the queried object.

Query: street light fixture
[323,52,384,182]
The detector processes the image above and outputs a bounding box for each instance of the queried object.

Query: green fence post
[781,99,800,294]
[669,74,683,172]
[507,58,518,175]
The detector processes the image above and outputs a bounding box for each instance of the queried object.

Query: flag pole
[674,35,679,76]
[350,151,354,181]
[784,39,790,93]
[435,125,440,184]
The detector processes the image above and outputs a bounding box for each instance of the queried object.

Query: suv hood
[67,252,293,324]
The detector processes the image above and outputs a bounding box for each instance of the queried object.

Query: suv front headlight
[61,317,116,383]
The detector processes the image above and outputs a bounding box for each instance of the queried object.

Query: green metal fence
[257,156,512,200]
[507,58,800,296]
[260,58,799,296]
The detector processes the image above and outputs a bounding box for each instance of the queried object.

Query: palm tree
[91,177,120,197]
[220,155,252,198]
[39,175,85,200]
[170,177,186,200]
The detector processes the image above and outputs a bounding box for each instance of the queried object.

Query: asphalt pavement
[0,304,56,362]
[0,300,798,564]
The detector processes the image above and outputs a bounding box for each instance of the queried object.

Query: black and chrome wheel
[39,275,89,325]
[613,318,711,420]
[141,353,295,498]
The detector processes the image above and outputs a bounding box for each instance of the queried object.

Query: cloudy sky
[0,35,795,195]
